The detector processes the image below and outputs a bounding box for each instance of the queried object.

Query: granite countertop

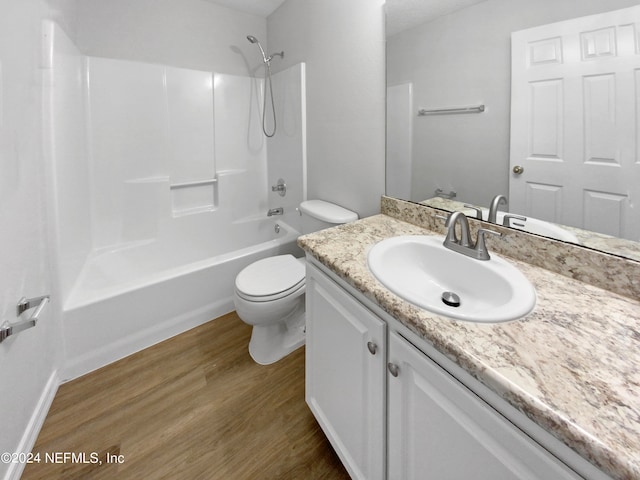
[298,214,640,480]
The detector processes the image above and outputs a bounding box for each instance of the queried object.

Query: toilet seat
[235,255,305,302]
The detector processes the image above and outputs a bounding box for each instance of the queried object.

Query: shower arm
[266,51,284,63]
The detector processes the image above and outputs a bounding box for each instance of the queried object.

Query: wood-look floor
[22,312,350,480]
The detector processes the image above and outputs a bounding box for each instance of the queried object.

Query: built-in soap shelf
[123,175,219,218]
[123,168,257,218]
[170,176,218,217]
[170,178,217,189]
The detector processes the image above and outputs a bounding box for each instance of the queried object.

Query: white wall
[0,2,76,479]
[386,0,640,206]
[267,0,386,218]
[75,0,267,76]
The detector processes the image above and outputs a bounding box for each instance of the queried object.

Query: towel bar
[418,104,485,115]
[0,295,50,343]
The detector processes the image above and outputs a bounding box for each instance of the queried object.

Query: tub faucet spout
[267,207,284,217]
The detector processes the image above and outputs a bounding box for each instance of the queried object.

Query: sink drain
[442,291,461,307]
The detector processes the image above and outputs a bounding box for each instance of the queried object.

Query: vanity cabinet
[306,260,588,480]
[387,331,581,480]
[305,261,386,480]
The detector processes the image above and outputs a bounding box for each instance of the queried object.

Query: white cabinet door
[387,332,582,480]
[305,263,386,480]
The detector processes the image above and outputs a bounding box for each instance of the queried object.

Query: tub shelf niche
[170,177,218,217]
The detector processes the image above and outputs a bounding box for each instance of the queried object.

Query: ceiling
[203,0,487,36]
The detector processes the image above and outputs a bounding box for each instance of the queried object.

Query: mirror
[385,0,640,262]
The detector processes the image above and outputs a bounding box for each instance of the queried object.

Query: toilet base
[248,307,305,365]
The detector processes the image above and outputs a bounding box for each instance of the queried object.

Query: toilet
[233,200,358,365]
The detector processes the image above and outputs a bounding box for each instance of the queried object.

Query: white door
[305,262,386,480]
[510,6,640,241]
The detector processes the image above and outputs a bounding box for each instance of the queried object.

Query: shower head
[247,34,282,137]
[246,34,268,63]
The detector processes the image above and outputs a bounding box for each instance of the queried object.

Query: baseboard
[61,298,234,382]
[3,370,59,480]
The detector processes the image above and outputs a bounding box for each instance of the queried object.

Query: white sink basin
[367,235,536,323]
[483,211,580,244]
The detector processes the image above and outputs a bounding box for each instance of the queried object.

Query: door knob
[512,165,524,175]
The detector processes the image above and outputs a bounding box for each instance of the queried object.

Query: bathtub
[61,218,302,380]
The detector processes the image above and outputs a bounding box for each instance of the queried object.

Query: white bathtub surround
[266,63,307,231]
[42,21,91,303]
[44,22,307,380]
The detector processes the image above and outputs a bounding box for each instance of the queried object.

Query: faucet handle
[463,204,483,220]
[502,214,527,227]
[474,228,502,261]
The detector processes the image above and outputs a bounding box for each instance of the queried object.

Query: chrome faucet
[267,207,283,216]
[443,211,501,261]
[444,212,472,247]
[488,194,508,223]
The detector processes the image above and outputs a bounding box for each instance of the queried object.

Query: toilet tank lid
[299,200,358,224]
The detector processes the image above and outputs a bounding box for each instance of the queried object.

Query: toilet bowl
[233,200,358,365]
[234,255,306,365]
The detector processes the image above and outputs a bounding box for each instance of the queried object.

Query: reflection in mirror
[385,0,640,262]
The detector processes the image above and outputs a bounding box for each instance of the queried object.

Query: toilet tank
[299,200,358,234]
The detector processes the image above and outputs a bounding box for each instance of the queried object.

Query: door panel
[510,6,640,241]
